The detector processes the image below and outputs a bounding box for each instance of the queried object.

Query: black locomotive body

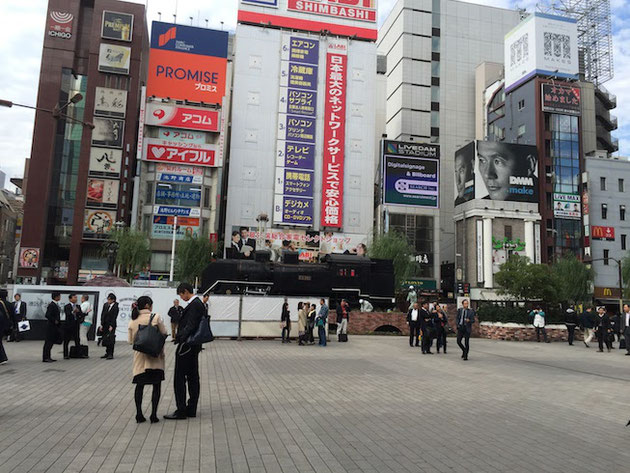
[201,254,395,308]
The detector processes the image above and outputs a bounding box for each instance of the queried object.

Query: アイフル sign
[144,138,218,167]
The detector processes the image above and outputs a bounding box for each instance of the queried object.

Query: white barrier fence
[10,285,328,340]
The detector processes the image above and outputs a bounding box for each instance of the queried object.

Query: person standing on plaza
[530,306,549,343]
[281,301,291,343]
[0,289,12,365]
[456,299,475,361]
[407,302,421,348]
[336,299,350,341]
[580,306,595,348]
[10,293,27,342]
[564,306,579,346]
[168,299,183,338]
[297,302,306,346]
[165,283,205,420]
[419,301,434,354]
[594,306,612,353]
[63,294,81,359]
[406,286,417,310]
[307,303,316,344]
[316,299,328,346]
[434,303,450,354]
[79,295,93,349]
[610,311,620,345]
[621,304,630,355]
[100,293,119,360]
[128,296,167,424]
[43,292,62,363]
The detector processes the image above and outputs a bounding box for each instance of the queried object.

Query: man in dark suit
[99,293,119,360]
[43,293,61,363]
[165,283,205,420]
[407,302,421,348]
[10,293,27,342]
[63,294,81,359]
[419,301,434,354]
[456,299,475,361]
[621,304,630,356]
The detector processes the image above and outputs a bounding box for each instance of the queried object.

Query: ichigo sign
[144,138,218,167]
[145,103,220,132]
[321,41,348,229]
[48,11,74,39]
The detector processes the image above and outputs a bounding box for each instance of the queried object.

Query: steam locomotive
[201,253,395,308]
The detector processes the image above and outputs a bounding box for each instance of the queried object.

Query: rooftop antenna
[157,11,161,21]
[173,14,176,24]
[205,19,209,28]
[189,16,193,25]
[221,21,224,31]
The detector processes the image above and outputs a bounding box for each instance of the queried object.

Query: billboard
[47,11,73,40]
[541,83,581,115]
[101,11,133,42]
[153,205,200,218]
[238,0,378,41]
[86,178,119,210]
[94,87,127,118]
[19,248,40,269]
[144,138,218,167]
[382,140,440,208]
[592,226,614,241]
[321,40,348,228]
[145,103,220,132]
[454,141,475,207]
[156,163,203,184]
[83,209,116,239]
[553,193,581,219]
[98,43,131,75]
[92,117,124,148]
[147,22,228,104]
[151,216,200,240]
[89,147,122,178]
[474,141,539,203]
[504,13,578,92]
[158,128,205,144]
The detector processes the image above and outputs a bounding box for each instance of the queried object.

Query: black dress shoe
[100,355,108,359]
[136,414,146,423]
[43,358,57,363]
[150,415,160,424]
[106,356,114,360]
[186,411,197,418]
[164,412,187,420]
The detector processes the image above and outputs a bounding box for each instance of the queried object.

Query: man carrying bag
[164,283,210,420]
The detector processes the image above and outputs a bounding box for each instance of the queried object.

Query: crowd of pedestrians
[281,298,345,346]
[566,303,630,355]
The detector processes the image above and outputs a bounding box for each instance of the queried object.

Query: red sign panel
[287,0,377,23]
[320,42,348,229]
[591,226,615,241]
[145,103,220,132]
[47,11,74,40]
[144,138,218,167]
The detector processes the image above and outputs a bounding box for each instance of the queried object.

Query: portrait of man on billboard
[454,142,475,206]
[476,141,538,202]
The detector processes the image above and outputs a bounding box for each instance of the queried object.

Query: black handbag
[187,315,214,345]
[133,314,166,357]
[53,326,64,345]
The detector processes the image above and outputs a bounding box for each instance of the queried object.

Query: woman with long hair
[128,296,167,423]
[297,302,306,346]
[281,301,291,343]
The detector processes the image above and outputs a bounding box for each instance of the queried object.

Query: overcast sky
[0,0,628,191]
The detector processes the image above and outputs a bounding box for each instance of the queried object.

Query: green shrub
[476,304,564,325]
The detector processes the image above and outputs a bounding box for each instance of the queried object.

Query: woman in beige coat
[128,296,167,423]
[297,302,307,346]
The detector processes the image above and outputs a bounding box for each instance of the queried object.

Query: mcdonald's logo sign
[594,287,621,298]
[591,225,615,241]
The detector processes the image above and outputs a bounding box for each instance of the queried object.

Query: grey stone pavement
[1,336,629,473]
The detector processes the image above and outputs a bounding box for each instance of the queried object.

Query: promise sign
[320,41,348,229]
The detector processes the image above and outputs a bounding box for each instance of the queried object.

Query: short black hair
[0,289,7,299]
[177,282,194,295]
[14,293,21,298]
[52,292,61,299]
[69,293,77,299]
[232,231,239,237]
[107,293,116,301]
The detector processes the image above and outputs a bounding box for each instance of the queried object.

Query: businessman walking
[456,299,475,361]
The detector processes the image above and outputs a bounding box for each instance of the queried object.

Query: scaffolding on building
[537,0,613,85]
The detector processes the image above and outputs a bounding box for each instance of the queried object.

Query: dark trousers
[597,329,612,351]
[0,339,7,363]
[421,328,433,353]
[457,326,471,357]
[409,321,420,346]
[436,328,447,352]
[566,325,576,345]
[105,342,115,358]
[625,327,630,354]
[43,324,57,361]
[282,323,290,342]
[318,325,326,346]
[307,323,315,343]
[536,326,548,342]
[63,323,80,358]
[174,344,201,415]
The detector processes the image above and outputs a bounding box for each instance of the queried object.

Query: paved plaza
[1,336,629,473]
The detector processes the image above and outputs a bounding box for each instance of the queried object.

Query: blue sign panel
[150,21,228,58]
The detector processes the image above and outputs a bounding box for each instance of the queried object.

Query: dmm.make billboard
[147,22,228,104]
[382,140,440,208]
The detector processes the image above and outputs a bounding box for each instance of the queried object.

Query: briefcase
[338,333,348,343]
[69,345,88,358]
[620,338,627,350]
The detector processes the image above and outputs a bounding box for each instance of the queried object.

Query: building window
[145,182,153,204]
[621,205,626,221]
[517,124,526,137]
[203,187,211,208]
[518,99,525,110]
[504,225,512,240]
[622,234,627,251]
[619,178,625,192]
[600,177,606,190]
[602,204,607,219]
[603,249,609,266]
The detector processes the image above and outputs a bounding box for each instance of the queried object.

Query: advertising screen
[474,141,539,203]
[151,216,200,240]
[98,43,131,75]
[19,248,40,269]
[92,118,125,148]
[102,11,133,41]
[86,178,119,210]
[147,22,228,104]
[83,209,116,239]
[541,83,581,115]
[454,142,475,207]
[553,193,581,219]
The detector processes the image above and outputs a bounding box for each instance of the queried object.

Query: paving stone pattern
[1,337,629,473]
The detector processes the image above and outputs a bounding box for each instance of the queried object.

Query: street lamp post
[588,257,624,313]
[0,94,94,129]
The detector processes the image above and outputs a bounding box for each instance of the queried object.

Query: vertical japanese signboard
[320,40,348,229]
[274,35,319,226]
